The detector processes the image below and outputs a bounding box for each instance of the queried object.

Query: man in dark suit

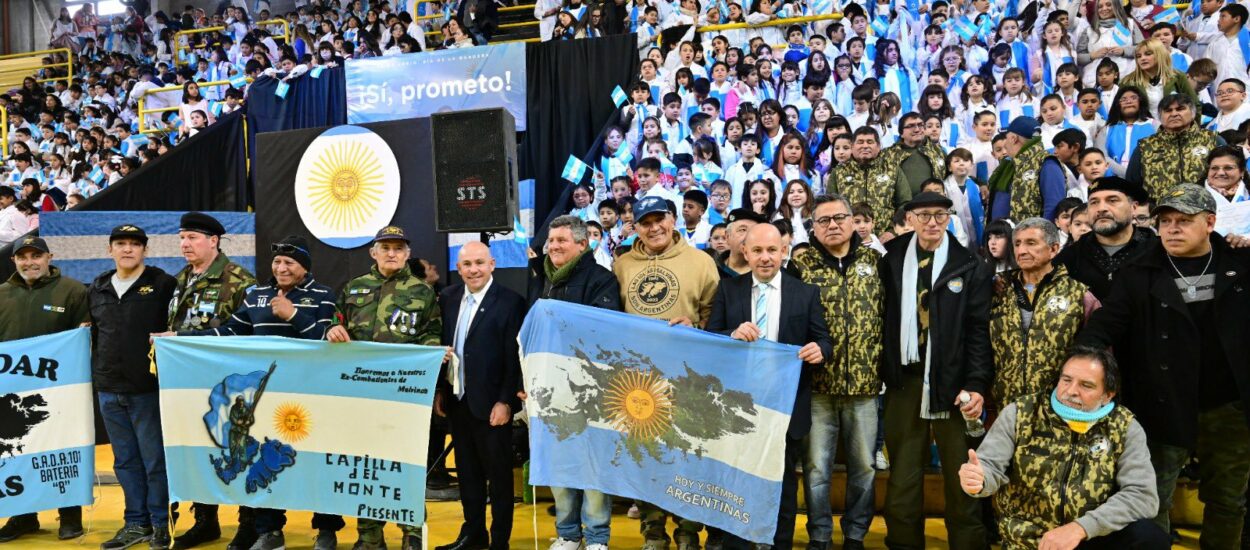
[706,223,832,550]
[434,241,527,550]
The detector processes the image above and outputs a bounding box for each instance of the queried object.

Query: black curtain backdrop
[254,118,445,291]
[247,67,349,134]
[79,110,253,212]
[521,33,641,233]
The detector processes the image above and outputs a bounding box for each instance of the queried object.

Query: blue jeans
[802,394,877,543]
[551,487,611,545]
[99,391,168,526]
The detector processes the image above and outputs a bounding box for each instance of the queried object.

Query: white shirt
[751,273,782,342]
[1210,101,1250,133]
[112,269,142,297]
[457,277,493,338]
[1206,33,1250,89]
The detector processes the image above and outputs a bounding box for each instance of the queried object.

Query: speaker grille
[432,109,516,233]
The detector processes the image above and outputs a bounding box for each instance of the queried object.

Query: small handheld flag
[310,66,325,79]
[870,16,889,37]
[229,75,249,89]
[611,85,629,108]
[1112,21,1131,47]
[660,156,678,177]
[1154,7,1180,24]
[513,215,529,244]
[953,17,977,42]
[275,81,290,98]
[562,155,591,183]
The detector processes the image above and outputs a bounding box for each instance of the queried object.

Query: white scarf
[900,232,949,417]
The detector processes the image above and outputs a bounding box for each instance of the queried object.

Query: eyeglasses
[1216,88,1245,96]
[814,213,852,227]
[271,243,309,256]
[710,192,731,199]
[910,211,952,223]
[902,122,924,130]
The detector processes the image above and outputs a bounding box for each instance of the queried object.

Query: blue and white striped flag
[155,336,442,521]
[230,75,249,89]
[513,215,529,244]
[870,16,889,37]
[611,85,629,108]
[953,16,977,41]
[1112,21,1132,46]
[562,155,591,183]
[38,211,255,284]
[0,328,95,517]
[521,300,801,544]
[660,156,678,177]
[88,166,104,184]
[1154,7,1180,24]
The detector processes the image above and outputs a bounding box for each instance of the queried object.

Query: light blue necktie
[754,282,769,335]
[453,293,475,399]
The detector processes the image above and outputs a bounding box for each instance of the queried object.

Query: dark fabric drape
[78,110,252,212]
[521,33,641,233]
[246,67,348,134]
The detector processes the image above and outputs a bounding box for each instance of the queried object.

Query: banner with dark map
[519,300,802,544]
[155,336,442,523]
[0,328,95,517]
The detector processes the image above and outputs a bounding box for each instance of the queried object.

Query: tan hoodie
[613,231,720,326]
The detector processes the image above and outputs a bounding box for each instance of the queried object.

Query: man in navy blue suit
[705,223,832,550]
[434,241,528,550]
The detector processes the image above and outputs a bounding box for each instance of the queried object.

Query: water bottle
[959,391,986,438]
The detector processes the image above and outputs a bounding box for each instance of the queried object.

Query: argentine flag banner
[155,336,443,523]
[0,328,94,517]
[520,300,800,544]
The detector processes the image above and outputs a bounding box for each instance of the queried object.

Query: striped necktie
[754,282,769,334]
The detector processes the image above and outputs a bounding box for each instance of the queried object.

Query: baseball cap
[1153,183,1217,216]
[1006,116,1040,139]
[109,224,149,245]
[634,196,671,221]
[13,236,50,255]
[373,225,410,243]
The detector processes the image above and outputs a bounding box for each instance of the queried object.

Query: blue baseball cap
[634,195,672,221]
[1006,116,1040,139]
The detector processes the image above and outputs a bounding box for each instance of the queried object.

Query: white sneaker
[586,545,608,550]
[874,450,890,471]
[548,538,583,550]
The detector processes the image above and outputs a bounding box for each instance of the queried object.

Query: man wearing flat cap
[327,225,441,550]
[88,224,178,550]
[1078,184,1250,548]
[162,211,257,550]
[0,236,90,544]
[157,235,338,550]
[878,191,993,549]
[1054,176,1155,300]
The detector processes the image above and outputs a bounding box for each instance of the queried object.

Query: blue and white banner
[346,43,528,130]
[155,336,443,522]
[0,328,95,517]
[38,211,255,285]
[520,300,801,544]
[449,179,534,269]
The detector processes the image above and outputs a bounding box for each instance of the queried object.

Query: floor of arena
[5,446,1204,549]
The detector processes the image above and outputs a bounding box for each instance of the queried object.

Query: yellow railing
[697,12,843,33]
[136,78,250,134]
[1,107,7,158]
[174,19,291,67]
[424,20,539,37]
[416,3,535,21]
[0,48,74,92]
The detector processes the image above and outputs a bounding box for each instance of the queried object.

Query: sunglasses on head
[271,243,309,256]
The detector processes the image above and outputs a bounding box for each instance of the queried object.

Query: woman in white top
[774,179,814,244]
[1077,0,1142,87]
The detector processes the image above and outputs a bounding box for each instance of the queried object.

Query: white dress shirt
[751,273,782,342]
[457,277,493,342]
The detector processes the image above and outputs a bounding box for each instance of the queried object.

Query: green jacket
[989,266,1088,404]
[0,266,90,342]
[826,158,906,235]
[1135,123,1219,201]
[167,253,256,331]
[336,264,442,345]
[1007,139,1052,222]
[995,393,1134,548]
[790,238,884,396]
[879,139,949,198]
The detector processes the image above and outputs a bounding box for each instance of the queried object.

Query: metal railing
[136,78,250,134]
[1,107,7,158]
[174,19,291,67]
[696,12,843,33]
[0,48,74,91]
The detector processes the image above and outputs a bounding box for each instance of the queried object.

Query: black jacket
[440,282,528,421]
[1054,226,1154,300]
[1076,236,1250,449]
[526,252,621,310]
[88,266,177,394]
[880,233,994,413]
[705,271,832,440]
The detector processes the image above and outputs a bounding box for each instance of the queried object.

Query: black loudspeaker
[431,108,518,233]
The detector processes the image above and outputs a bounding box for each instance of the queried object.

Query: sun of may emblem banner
[520,300,801,544]
[155,336,443,523]
[0,328,95,517]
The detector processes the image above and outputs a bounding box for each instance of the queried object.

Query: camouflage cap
[373,225,410,243]
[1153,184,1217,216]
